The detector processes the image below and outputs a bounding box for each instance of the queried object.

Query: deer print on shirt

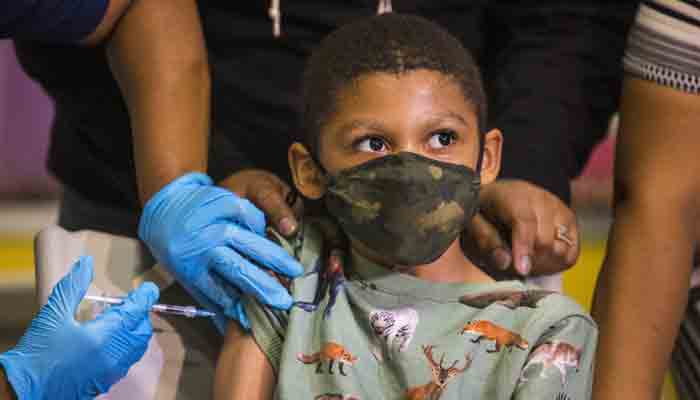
[520,341,581,385]
[297,342,358,376]
[461,320,529,353]
[405,345,472,400]
[368,306,419,361]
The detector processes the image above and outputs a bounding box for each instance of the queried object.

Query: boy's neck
[355,240,495,284]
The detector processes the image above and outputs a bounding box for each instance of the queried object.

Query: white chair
[34,226,220,400]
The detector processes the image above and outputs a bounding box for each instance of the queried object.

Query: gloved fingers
[229,196,267,236]
[222,224,304,278]
[139,173,214,237]
[46,255,95,320]
[143,173,213,211]
[206,272,251,330]
[192,269,239,317]
[209,246,294,310]
[98,282,159,331]
[233,300,250,331]
[189,190,267,236]
[118,316,153,368]
[92,316,153,395]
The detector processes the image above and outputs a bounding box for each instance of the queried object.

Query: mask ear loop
[475,130,485,178]
[309,149,329,180]
[470,131,485,219]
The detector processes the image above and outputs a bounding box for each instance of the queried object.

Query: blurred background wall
[0,41,58,197]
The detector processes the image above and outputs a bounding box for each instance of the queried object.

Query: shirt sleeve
[0,0,109,43]
[241,227,300,375]
[513,315,598,400]
[242,222,323,375]
[483,1,637,203]
[243,296,289,376]
[624,0,700,94]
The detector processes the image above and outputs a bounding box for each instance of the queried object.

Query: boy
[215,14,595,400]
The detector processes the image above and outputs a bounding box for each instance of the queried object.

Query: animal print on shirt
[368,306,419,361]
[520,341,581,385]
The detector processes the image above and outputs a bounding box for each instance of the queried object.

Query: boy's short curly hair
[300,13,487,156]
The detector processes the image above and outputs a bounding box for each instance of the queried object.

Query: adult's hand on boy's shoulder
[466,179,580,277]
[220,169,304,237]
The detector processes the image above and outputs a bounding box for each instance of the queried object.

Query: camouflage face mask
[324,152,480,266]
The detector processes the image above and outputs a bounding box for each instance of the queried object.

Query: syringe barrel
[151,304,197,318]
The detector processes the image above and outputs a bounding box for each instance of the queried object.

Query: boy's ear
[288,142,326,200]
[479,129,502,184]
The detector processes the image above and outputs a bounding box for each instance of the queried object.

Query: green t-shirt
[244,220,597,400]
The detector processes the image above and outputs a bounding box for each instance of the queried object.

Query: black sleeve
[207,127,254,184]
[0,0,109,42]
[482,1,638,203]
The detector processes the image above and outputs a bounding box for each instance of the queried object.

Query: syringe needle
[84,295,216,318]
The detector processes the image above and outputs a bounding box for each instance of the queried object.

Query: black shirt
[14,0,637,215]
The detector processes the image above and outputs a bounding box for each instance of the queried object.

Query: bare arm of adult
[0,368,15,400]
[106,0,210,204]
[214,322,275,400]
[592,77,700,400]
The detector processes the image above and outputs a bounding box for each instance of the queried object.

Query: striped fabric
[673,288,700,400]
[624,0,700,93]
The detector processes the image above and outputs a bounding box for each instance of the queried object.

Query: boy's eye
[428,130,457,149]
[355,136,387,153]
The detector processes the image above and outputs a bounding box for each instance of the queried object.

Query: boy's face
[289,70,502,266]
[290,69,502,200]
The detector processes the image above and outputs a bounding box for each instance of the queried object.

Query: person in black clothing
[13,0,637,330]
[1,0,132,44]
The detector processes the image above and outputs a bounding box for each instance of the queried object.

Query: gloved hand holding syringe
[85,295,216,318]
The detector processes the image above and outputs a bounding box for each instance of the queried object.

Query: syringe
[84,295,216,318]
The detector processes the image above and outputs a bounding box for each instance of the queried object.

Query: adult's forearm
[592,77,700,400]
[106,0,210,204]
[0,366,16,400]
[593,205,694,399]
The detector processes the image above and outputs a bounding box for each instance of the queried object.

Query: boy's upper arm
[215,321,275,400]
[514,315,597,400]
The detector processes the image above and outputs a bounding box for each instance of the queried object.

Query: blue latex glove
[138,172,304,332]
[0,256,158,400]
